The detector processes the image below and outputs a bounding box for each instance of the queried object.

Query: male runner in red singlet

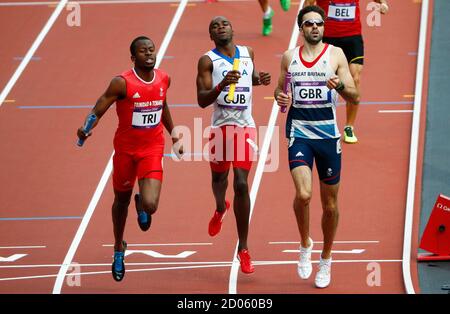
[304,0,389,143]
[77,36,183,282]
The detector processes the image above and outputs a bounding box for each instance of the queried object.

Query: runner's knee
[114,191,132,208]
[212,171,228,185]
[322,199,339,215]
[322,208,339,223]
[141,196,158,215]
[233,178,249,196]
[295,190,312,205]
[114,199,130,209]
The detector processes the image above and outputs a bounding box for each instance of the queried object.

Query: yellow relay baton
[227,58,240,102]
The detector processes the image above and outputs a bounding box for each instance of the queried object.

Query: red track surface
[0,5,53,89]
[0,0,429,294]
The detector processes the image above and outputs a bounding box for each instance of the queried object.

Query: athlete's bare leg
[137,177,162,215]
[291,165,313,249]
[233,167,251,250]
[112,189,132,252]
[258,0,269,12]
[211,169,229,213]
[345,63,363,127]
[319,181,339,259]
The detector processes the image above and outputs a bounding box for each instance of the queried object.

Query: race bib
[217,86,250,110]
[294,81,331,106]
[328,2,356,21]
[132,106,162,128]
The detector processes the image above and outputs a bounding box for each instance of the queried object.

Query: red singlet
[317,0,362,38]
[112,68,169,190]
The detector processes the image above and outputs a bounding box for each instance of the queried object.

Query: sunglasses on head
[301,19,325,27]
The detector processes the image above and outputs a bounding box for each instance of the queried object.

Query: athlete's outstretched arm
[77,76,126,142]
[328,47,360,105]
[247,46,271,87]
[196,55,240,108]
[274,49,294,108]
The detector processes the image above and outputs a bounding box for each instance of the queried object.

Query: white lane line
[269,241,380,244]
[0,0,174,5]
[124,250,196,258]
[0,264,63,268]
[283,249,365,254]
[102,242,212,247]
[4,264,231,282]
[1,274,59,281]
[0,259,402,282]
[0,261,234,268]
[378,110,413,113]
[254,259,403,266]
[52,159,113,293]
[51,0,188,294]
[403,0,429,295]
[0,0,68,107]
[0,254,28,262]
[0,0,253,6]
[1,258,402,269]
[228,0,305,294]
[0,246,46,249]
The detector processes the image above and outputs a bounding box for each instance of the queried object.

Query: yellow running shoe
[343,126,358,143]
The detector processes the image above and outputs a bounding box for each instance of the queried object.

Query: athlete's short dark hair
[208,16,232,34]
[297,5,326,28]
[130,36,151,56]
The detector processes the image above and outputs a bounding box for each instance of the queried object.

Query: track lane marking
[378,110,413,113]
[283,249,366,254]
[0,0,254,6]
[0,246,46,249]
[270,240,380,244]
[1,259,403,282]
[403,0,429,295]
[0,0,68,107]
[102,242,212,247]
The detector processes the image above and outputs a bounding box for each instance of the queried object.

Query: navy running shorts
[288,137,342,185]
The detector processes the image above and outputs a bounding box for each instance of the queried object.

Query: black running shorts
[323,35,364,65]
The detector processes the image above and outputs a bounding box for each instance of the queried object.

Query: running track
[0,0,431,294]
